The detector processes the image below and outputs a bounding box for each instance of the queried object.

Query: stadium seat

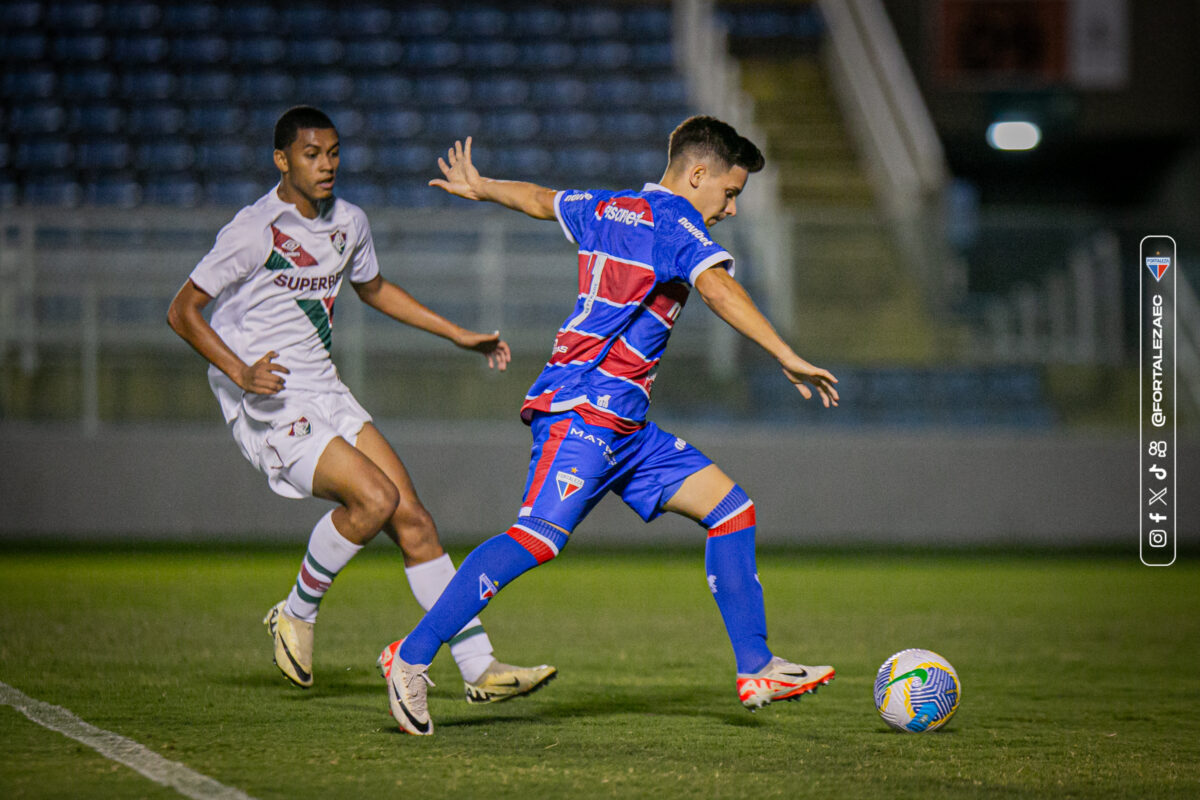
[354,74,413,105]
[295,73,354,103]
[288,38,344,66]
[387,181,446,208]
[280,6,332,32]
[554,147,610,178]
[0,180,17,207]
[635,42,676,69]
[10,104,66,135]
[237,72,295,103]
[569,8,622,38]
[51,35,108,62]
[160,3,219,32]
[471,77,531,108]
[336,6,392,36]
[0,142,9,169]
[343,40,403,69]
[338,144,375,174]
[323,106,364,137]
[403,40,462,69]
[337,181,386,208]
[109,36,168,64]
[59,68,116,99]
[576,41,633,69]
[483,111,540,141]
[393,7,452,37]
[374,143,435,175]
[120,70,175,101]
[75,140,131,171]
[85,179,141,207]
[178,72,235,101]
[492,146,553,176]
[647,77,688,105]
[424,110,482,139]
[188,106,246,136]
[510,7,566,37]
[364,109,424,140]
[518,41,575,70]
[230,37,286,66]
[541,112,599,141]
[529,77,586,107]
[6,1,41,27]
[455,6,508,37]
[413,76,471,107]
[136,141,194,172]
[22,176,82,206]
[104,2,161,30]
[205,179,260,207]
[461,41,519,70]
[2,68,56,99]
[590,77,644,106]
[141,176,202,206]
[222,5,276,34]
[127,105,186,136]
[194,141,253,174]
[623,7,672,38]
[170,35,229,65]
[598,112,656,139]
[4,33,47,61]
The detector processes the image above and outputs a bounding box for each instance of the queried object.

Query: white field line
[0,679,257,800]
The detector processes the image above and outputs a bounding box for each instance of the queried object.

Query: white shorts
[229,389,373,499]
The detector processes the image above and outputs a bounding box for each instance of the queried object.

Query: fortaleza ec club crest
[1146,256,1171,282]
[556,470,584,501]
[330,229,346,255]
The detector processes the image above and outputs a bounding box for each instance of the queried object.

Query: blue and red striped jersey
[521,183,734,432]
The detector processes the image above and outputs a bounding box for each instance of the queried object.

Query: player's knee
[701,485,755,534]
[506,517,570,564]
[357,477,400,531]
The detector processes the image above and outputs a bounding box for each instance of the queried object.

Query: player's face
[276,128,340,206]
[695,164,749,227]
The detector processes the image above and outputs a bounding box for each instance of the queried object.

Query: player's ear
[689,162,707,189]
[273,148,289,174]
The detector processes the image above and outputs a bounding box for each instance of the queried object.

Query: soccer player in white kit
[167,106,556,702]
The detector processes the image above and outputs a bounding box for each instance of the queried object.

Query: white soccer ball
[873,648,961,732]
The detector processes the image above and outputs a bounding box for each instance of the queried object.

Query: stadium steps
[738,56,950,363]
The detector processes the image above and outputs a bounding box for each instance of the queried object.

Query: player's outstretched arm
[166,280,289,394]
[694,267,839,408]
[352,275,510,371]
[428,137,557,220]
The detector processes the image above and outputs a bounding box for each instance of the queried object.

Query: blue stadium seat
[625,147,664,177]
[170,35,229,65]
[646,77,687,105]
[10,104,66,134]
[322,107,363,137]
[141,176,202,206]
[3,33,47,61]
[364,109,424,140]
[245,108,284,139]
[568,8,621,38]
[178,72,235,101]
[510,8,566,37]
[634,42,675,69]
[590,77,643,106]
[343,40,402,69]
[575,41,633,69]
[44,2,104,29]
[540,111,599,141]
[2,68,56,99]
[161,3,219,31]
[387,181,446,208]
[424,110,482,138]
[127,105,186,135]
[338,144,375,174]
[75,140,130,171]
[554,147,610,178]
[68,104,125,134]
[280,6,332,32]
[403,40,462,69]
[222,5,276,33]
[492,146,553,177]
[85,179,141,207]
[288,38,344,66]
[188,107,246,136]
[337,181,386,209]
[471,77,530,108]
[393,7,451,37]
[22,176,82,206]
[136,141,194,171]
[623,7,672,38]
[413,76,471,107]
[599,112,656,139]
[295,73,354,102]
[354,74,413,105]
[0,180,17,208]
[59,68,116,99]
[483,111,540,141]
[51,35,108,62]
[518,41,575,70]
[230,37,285,66]
[529,76,586,107]
[120,70,175,100]
[336,6,392,35]
[461,41,519,70]
[374,143,435,175]
[105,2,161,30]
[237,72,295,103]
[0,143,9,169]
[205,179,260,207]
[455,6,508,37]
[194,141,254,174]
[6,1,41,27]
[109,36,168,64]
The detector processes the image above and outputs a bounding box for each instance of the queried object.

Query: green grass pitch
[1,544,1197,799]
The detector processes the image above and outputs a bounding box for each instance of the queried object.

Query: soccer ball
[873,649,961,732]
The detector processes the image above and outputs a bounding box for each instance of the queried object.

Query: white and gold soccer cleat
[463,660,558,705]
[736,656,834,710]
[263,601,314,689]
[386,650,435,736]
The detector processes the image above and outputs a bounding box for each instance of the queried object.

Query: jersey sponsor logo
[569,425,616,465]
[273,272,343,293]
[555,469,585,501]
[479,573,498,600]
[330,229,346,255]
[288,417,311,437]
[270,225,318,267]
[677,216,714,247]
[674,436,687,451]
[563,191,593,202]
[594,197,655,228]
[596,394,610,409]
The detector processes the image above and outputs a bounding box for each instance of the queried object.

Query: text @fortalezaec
[1150,294,1166,427]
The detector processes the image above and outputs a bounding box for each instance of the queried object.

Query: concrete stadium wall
[4,421,1190,547]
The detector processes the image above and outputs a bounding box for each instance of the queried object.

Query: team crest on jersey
[330,229,346,255]
[555,470,585,501]
[288,417,311,437]
[269,225,318,268]
[1146,257,1170,282]
[479,573,498,600]
[594,197,655,228]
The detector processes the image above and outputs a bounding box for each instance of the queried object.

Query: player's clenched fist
[239,351,290,394]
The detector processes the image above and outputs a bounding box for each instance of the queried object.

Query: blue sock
[399,520,566,666]
[702,486,772,674]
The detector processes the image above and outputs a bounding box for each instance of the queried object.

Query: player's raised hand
[239,351,289,394]
[429,137,485,200]
[781,355,839,408]
[454,329,511,371]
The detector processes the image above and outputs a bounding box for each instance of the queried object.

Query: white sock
[405,553,494,683]
[284,511,363,623]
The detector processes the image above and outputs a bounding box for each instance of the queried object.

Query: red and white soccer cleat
[737,656,835,710]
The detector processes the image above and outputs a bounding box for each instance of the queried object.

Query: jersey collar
[641,182,674,194]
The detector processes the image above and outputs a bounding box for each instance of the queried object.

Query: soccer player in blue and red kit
[379,116,840,735]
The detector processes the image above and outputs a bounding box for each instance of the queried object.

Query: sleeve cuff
[687,251,735,285]
[553,191,576,244]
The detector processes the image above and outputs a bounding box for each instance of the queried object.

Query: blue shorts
[518,411,713,532]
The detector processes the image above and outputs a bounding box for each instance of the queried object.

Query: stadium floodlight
[986,121,1041,151]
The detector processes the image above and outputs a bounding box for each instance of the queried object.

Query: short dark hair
[273,106,336,151]
[667,115,764,174]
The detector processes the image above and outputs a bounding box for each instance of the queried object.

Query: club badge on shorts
[556,470,584,501]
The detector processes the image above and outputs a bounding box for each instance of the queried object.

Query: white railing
[0,206,735,434]
[1167,258,1200,415]
[673,0,794,344]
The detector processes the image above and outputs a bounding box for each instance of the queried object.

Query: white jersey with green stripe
[189,186,380,422]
